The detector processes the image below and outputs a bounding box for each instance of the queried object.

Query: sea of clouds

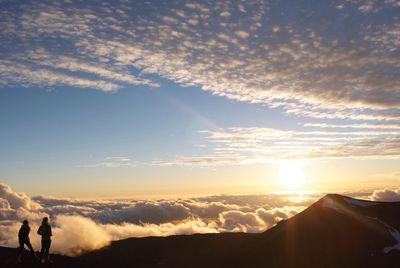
[0,183,399,256]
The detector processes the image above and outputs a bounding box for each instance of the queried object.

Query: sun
[279,161,305,188]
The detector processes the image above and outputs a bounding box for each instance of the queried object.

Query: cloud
[0,182,313,256]
[304,123,400,130]
[152,127,400,166]
[219,210,265,232]
[370,189,400,201]
[0,0,399,120]
[235,30,250,39]
[217,206,302,233]
[358,0,376,13]
[0,183,41,211]
[51,215,111,256]
[29,51,158,87]
[1,182,398,256]
[90,200,192,224]
[82,156,137,168]
[0,60,120,92]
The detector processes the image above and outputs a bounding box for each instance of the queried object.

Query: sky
[0,0,400,198]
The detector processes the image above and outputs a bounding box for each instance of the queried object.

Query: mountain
[1,194,400,267]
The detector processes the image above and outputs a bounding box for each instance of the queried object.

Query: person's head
[42,217,48,224]
[22,219,28,226]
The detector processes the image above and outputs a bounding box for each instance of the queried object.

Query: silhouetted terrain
[1,194,400,267]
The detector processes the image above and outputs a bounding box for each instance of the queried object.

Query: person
[17,219,37,262]
[37,217,52,263]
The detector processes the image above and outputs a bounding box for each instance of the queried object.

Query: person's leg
[47,240,51,254]
[45,240,52,262]
[40,239,45,260]
[25,240,33,252]
[43,240,51,261]
[25,239,36,258]
[17,238,26,261]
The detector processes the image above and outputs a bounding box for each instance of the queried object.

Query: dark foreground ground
[1,194,400,268]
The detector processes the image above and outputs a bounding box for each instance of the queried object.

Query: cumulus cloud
[217,205,302,233]
[0,0,399,120]
[0,184,41,211]
[0,183,313,256]
[370,188,400,201]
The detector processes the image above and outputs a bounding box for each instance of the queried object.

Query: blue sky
[0,0,399,197]
[0,82,280,165]
[0,79,299,196]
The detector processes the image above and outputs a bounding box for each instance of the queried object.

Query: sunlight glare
[279,161,305,188]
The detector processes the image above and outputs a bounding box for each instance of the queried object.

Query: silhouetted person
[37,217,52,263]
[17,219,37,262]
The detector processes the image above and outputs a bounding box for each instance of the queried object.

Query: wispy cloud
[0,60,120,91]
[82,156,137,168]
[152,127,400,166]
[304,122,400,130]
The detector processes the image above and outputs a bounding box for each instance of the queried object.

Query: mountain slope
[1,194,400,267]
[253,194,400,267]
[79,194,400,268]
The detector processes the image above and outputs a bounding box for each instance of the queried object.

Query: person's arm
[49,226,52,237]
[37,226,42,235]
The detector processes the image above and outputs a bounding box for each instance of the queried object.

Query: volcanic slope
[80,194,400,268]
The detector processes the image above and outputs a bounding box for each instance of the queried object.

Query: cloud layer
[0,183,310,255]
[1,182,398,256]
[0,0,399,120]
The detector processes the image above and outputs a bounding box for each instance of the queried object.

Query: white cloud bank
[0,183,309,256]
[1,182,398,256]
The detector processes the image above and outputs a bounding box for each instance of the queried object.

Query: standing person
[17,219,37,262]
[37,217,52,263]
